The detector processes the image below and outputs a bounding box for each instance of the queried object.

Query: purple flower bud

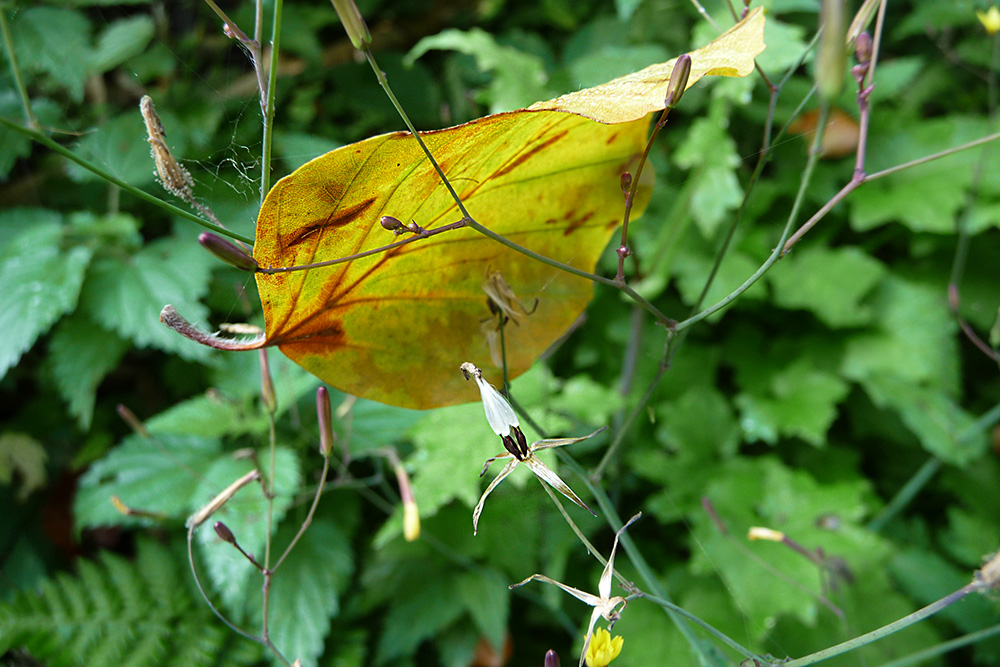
[380,215,403,231]
[664,54,692,108]
[198,232,257,272]
[544,649,560,667]
[317,386,334,457]
[855,31,872,66]
[620,172,632,196]
[214,521,236,544]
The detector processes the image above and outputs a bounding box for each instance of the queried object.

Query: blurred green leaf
[0,222,93,380]
[78,233,214,360]
[90,15,155,73]
[457,569,510,653]
[46,313,129,430]
[11,7,92,101]
[0,433,47,501]
[68,112,160,186]
[769,246,886,327]
[74,433,222,530]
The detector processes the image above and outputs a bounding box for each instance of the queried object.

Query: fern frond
[0,537,262,667]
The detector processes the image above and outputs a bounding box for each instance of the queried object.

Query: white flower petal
[474,375,519,436]
[473,458,519,535]
[580,607,604,667]
[509,574,604,607]
[530,428,605,452]
[524,456,594,516]
[599,513,641,599]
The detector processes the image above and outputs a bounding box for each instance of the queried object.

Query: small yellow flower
[585,627,623,667]
[978,6,1000,34]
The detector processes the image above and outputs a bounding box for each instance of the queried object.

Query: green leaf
[842,275,959,391]
[47,314,130,430]
[0,537,262,667]
[769,246,886,327]
[457,569,510,653]
[673,112,743,238]
[334,395,423,457]
[74,433,222,529]
[192,448,301,620]
[144,393,254,439]
[376,573,465,664]
[0,433,48,501]
[11,7,92,101]
[859,374,989,465]
[406,28,550,113]
[849,116,988,233]
[79,234,214,360]
[0,222,94,379]
[68,111,160,187]
[735,358,850,446]
[615,0,644,21]
[255,520,354,667]
[90,16,155,73]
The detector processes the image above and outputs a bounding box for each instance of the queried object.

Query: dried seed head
[188,470,260,527]
[976,551,1000,591]
[198,232,258,271]
[140,95,195,199]
[664,54,692,108]
[111,495,131,516]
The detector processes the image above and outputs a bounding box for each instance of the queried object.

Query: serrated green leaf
[756,17,809,72]
[144,393,254,438]
[74,433,222,529]
[769,246,886,327]
[91,16,155,73]
[457,569,510,653]
[79,234,214,360]
[255,521,354,667]
[47,314,129,430]
[192,448,301,620]
[11,7,92,101]
[0,222,93,379]
[942,507,1000,568]
[0,433,47,501]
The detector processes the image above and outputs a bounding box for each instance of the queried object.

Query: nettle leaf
[80,234,214,360]
[673,107,743,238]
[376,573,466,664]
[769,246,886,327]
[11,7,92,101]
[163,10,766,410]
[46,313,130,430]
[0,222,94,380]
[90,15,155,73]
[253,520,354,667]
[74,433,222,530]
[192,448,301,621]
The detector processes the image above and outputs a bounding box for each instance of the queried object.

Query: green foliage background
[1,0,999,665]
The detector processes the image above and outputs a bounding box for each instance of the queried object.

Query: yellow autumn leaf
[163,8,765,409]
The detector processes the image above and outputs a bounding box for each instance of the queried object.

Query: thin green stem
[864,130,1000,182]
[880,623,1000,667]
[271,454,331,573]
[261,408,277,642]
[0,8,36,128]
[187,524,260,644]
[260,0,282,204]
[783,584,979,667]
[362,48,471,220]
[675,105,831,332]
[0,116,253,244]
[639,592,763,663]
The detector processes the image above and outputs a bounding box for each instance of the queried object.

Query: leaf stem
[0,115,254,245]
[259,0,283,205]
[783,583,980,667]
[0,8,37,129]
